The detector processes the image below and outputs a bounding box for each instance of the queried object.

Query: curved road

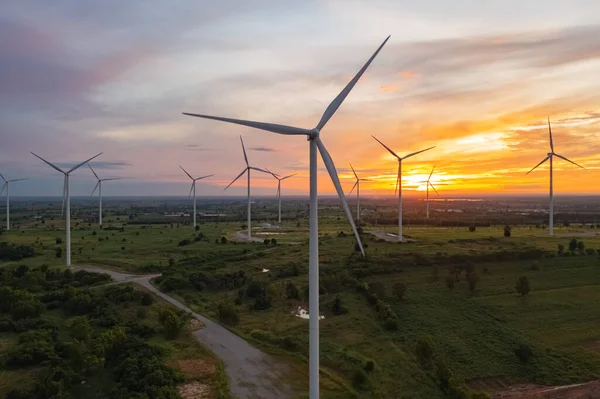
[76,265,293,399]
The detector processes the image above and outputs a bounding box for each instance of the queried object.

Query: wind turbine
[31,152,102,266]
[225,136,270,241]
[183,36,388,398]
[0,174,27,231]
[348,163,371,224]
[372,136,434,241]
[423,166,439,219]
[179,165,213,228]
[88,163,121,227]
[266,170,297,224]
[526,118,584,236]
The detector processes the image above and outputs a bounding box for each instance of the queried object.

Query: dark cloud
[249,147,277,152]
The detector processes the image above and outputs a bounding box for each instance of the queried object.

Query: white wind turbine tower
[183,36,388,398]
[88,163,121,227]
[31,152,102,266]
[526,118,584,236]
[179,165,213,228]
[348,163,371,224]
[372,136,434,241]
[225,136,270,241]
[424,166,439,219]
[1,174,28,231]
[266,169,297,224]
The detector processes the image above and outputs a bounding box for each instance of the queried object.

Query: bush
[585,248,596,255]
[364,360,375,372]
[578,241,585,252]
[445,276,455,290]
[55,248,62,258]
[160,310,186,339]
[218,303,239,326]
[415,336,435,367]
[392,282,407,300]
[352,369,368,389]
[515,276,530,296]
[141,293,154,306]
[220,236,227,244]
[557,244,565,254]
[332,297,348,315]
[569,238,578,252]
[264,239,270,245]
[195,225,200,231]
[383,318,398,331]
[178,239,191,247]
[468,225,476,232]
[55,238,63,244]
[285,282,299,300]
[467,271,480,293]
[136,308,148,319]
[503,225,511,237]
[515,344,533,363]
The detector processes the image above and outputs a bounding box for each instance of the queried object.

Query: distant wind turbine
[226,136,270,240]
[348,163,371,224]
[372,136,434,241]
[0,174,27,231]
[266,169,297,223]
[179,165,213,228]
[422,166,439,219]
[31,152,102,266]
[526,118,584,236]
[88,163,121,227]
[183,36,389,399]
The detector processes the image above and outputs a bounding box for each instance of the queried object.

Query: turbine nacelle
[309,129,320,140]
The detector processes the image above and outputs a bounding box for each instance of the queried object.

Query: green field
[2,200,600,398]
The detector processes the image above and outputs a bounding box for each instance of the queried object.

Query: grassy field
[2,203,600,398]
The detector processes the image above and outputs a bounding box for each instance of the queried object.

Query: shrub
[364,360,375,372]
[178,239,191,246]
[271,238,277,245]
[218,303,239,326]
[55,248,62,258]
[264,239,270,245]
[515,276,530,296]
[467,271,480,293]
[415,336,435,367]
[160,310,186,339]
[585,248,596,255]
[578,241,585,252]
[55,238,63,244]
[557,244,565,254]
[140,292,154,306]
[503,225,511,237]
[468,225,476,232]
[368,282,385,298]
[392,282,407,300]
[445,276,455,290]
[569,238,578,252]
[220,236,227,244]
[285,282,299,300]
[195,225,200,231]
[136,308,147,319]
[332,297,348,315]
[515,344,533,363]
[168,258,175,267]
[383,318,398,331]
[352,369,368,389]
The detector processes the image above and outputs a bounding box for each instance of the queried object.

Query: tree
[218,303,239,326]
[160,310,186,339]
[515,276,530,296]
[56,238,63,245]
[569,238,578,252]
[221,236,227,244]
[271,238,277,245]
[467,271,480,293]
[415,336,435,367]
[70,316,91,343]
[140,292,154,306]
[285,282,299,300]
[515,344,533,363]
[503,225,511,237]
[195,225,200,231]
[392,282,407,300]
[264,238,270,245]
[557,243,565,255]
[468,225,476,232]
[55,248,62,258]
[578,241,585,252]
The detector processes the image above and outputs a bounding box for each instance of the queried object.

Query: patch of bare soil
[582,340,600,351]
[177,359,216,379]
[189,319,204,331]
[492,380,600,398]
[177,381,212,399]
[366,231,416,242]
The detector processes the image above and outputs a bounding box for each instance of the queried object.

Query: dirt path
[366,230,416,242]
[492,380,600,398]
[75,265,293,399]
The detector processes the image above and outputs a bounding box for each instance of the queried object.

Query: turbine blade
[349,181,358,195]
[90,181,100,196]
[349,163,358,179]
[429,182,439,196]
[31,152,66,174]
[548,118,554,152]
[195,174,214,180]
[554,153,585,170]
[102,178,122,181]
[403,146,435,160]
[179,165,193,180]
[88,163,99,180]
[0,174,5,183]
[394,162,400,196]
[281,173,297,180]
[188,182,194,198]
[315,137,365,256]
[249,166,269,174]
[225,169,247,190]
[526,156,550,175]
[61,176,67,217]
[372,135,401,159]
[8,178,28,183]
[240,136,249,166]
[68,153,103,173]
[316,36,390,131]
[428,165,435,181]
[0,183,6,196]
[183,113,311,135]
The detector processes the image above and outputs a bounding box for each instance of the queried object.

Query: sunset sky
[1,1,600,197]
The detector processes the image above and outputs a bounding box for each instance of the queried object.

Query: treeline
[0,242,36,261]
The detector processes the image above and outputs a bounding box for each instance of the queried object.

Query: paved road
[76,265,293,399]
